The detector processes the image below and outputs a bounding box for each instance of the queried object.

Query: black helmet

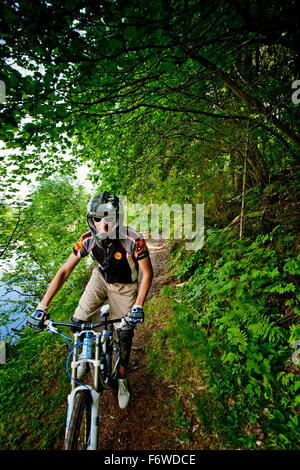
[87,191,122,248]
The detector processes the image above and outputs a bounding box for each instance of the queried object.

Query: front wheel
[64,389,92,450]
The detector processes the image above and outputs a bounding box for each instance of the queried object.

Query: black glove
[70,316,86,333]
[27,304,49,330]
[128,305,144,325]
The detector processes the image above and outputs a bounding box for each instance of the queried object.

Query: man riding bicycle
[27,191,153,409]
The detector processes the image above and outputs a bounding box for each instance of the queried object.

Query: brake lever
[114,317,130,330]
[46,320,60,335]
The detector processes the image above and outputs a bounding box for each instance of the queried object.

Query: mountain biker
[26,191,153,409]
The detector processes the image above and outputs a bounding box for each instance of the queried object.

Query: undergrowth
[146,223,300,450]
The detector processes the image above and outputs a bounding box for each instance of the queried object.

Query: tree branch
[186,50,300,151]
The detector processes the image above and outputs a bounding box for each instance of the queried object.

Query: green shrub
[148,225,300,449]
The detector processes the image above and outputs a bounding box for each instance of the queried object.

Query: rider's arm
[41,253,81,307]
[134,256,153,307]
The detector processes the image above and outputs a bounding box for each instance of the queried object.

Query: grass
[144,287,224,449]
[0,322,71,449]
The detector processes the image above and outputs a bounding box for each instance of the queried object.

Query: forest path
[94,239,181,450]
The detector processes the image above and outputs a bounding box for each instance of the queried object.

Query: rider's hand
[26,303,49,330]
[128,305,144,325]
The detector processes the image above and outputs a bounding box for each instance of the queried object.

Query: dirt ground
[95,239,183,450]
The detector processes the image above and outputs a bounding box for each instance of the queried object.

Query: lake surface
[0,279,27,341]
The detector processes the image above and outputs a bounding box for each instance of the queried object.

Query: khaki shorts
[73,267,137,324]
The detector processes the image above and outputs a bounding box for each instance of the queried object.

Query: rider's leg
[72,267,108,322]
[117,327,134,378]
[107,282,138,408]
[107,281,137,377]
[71,268,108,377]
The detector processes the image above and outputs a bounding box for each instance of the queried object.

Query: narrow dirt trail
[95,239,182,450]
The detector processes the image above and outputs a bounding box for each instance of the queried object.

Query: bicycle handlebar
[44,316,129,332]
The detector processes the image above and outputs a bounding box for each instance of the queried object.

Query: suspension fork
[94,334,101,392]
[71,332,81,391]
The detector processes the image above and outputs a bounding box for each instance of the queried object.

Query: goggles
[93,215,116,223]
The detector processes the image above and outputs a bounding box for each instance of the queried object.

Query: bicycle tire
[107,333,119,390]
[64,389,92,450]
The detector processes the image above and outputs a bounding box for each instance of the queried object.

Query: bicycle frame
[46,305,127,450]
[65,329,102,450]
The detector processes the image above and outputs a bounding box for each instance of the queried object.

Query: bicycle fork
[65,385,100,450]
[65,333,102,450]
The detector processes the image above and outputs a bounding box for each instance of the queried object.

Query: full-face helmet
[86,191,122,248]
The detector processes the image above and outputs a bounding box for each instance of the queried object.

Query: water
[0,280,27,341]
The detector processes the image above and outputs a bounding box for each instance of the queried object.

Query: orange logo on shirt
[114,251,122,260]
[74,237,83,251]
[135,238,147,254]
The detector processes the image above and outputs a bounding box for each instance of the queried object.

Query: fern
[227,327,248,353]
[160,225,300,449]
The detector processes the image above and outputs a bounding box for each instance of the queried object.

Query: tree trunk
[240,121,249,239]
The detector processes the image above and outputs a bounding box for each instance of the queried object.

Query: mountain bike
[44,304,128,450]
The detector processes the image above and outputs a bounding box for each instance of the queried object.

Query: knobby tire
[64,389,92,450]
